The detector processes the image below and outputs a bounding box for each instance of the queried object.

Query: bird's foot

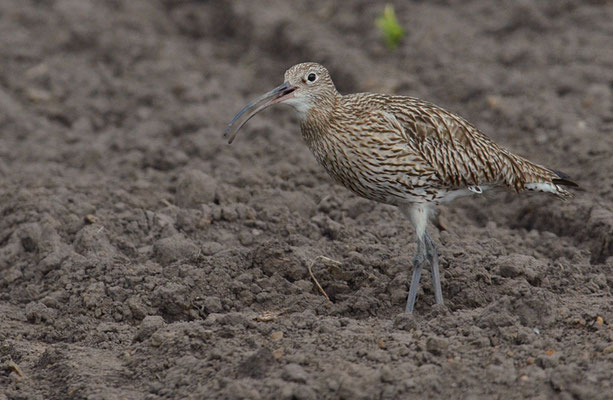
[405,232,444,313]
[405,251,427,313]
[424,232,444,306]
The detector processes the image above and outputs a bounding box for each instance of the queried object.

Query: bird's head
[224,62,339,144]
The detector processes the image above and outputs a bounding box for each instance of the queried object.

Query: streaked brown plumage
[225,62,577,313]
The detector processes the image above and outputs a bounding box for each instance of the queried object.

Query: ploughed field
[0,1,612,399]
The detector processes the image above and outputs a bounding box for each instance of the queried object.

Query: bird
[224,62,578,313]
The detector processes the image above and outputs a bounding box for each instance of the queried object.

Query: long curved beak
[224,82,297,144]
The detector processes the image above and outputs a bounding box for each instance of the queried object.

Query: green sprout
[375,4,404,50]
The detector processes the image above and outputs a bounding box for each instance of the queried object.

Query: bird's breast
[301,124,436,205]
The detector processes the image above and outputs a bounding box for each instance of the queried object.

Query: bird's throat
[284,97,312,121]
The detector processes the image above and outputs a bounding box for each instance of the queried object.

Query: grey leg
[405,237,426,313]
[424,231,444,306]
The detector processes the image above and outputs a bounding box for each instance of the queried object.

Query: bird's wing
[341,93,573,197]
[378,95,528,190]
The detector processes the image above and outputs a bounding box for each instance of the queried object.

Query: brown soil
[1,1,612,399]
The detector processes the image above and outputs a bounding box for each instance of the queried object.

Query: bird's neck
[299,95,341,144]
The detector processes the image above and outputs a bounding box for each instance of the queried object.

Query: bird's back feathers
[303,92,577,203]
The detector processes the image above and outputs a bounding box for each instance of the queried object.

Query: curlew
[224,62,577,313]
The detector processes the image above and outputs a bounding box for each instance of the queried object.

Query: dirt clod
[282,363,309,383]
[426,336,449,356]
[175,169,218,208]
[153,234,199,265]
[135,315,165,341]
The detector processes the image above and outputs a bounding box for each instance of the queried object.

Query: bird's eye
[307,73,317,83]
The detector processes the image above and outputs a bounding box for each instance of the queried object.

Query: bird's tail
[513,155,579,200]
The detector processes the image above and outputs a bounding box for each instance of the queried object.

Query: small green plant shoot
[375,4,404,50]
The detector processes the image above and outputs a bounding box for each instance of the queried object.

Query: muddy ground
[0,0,612,399]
